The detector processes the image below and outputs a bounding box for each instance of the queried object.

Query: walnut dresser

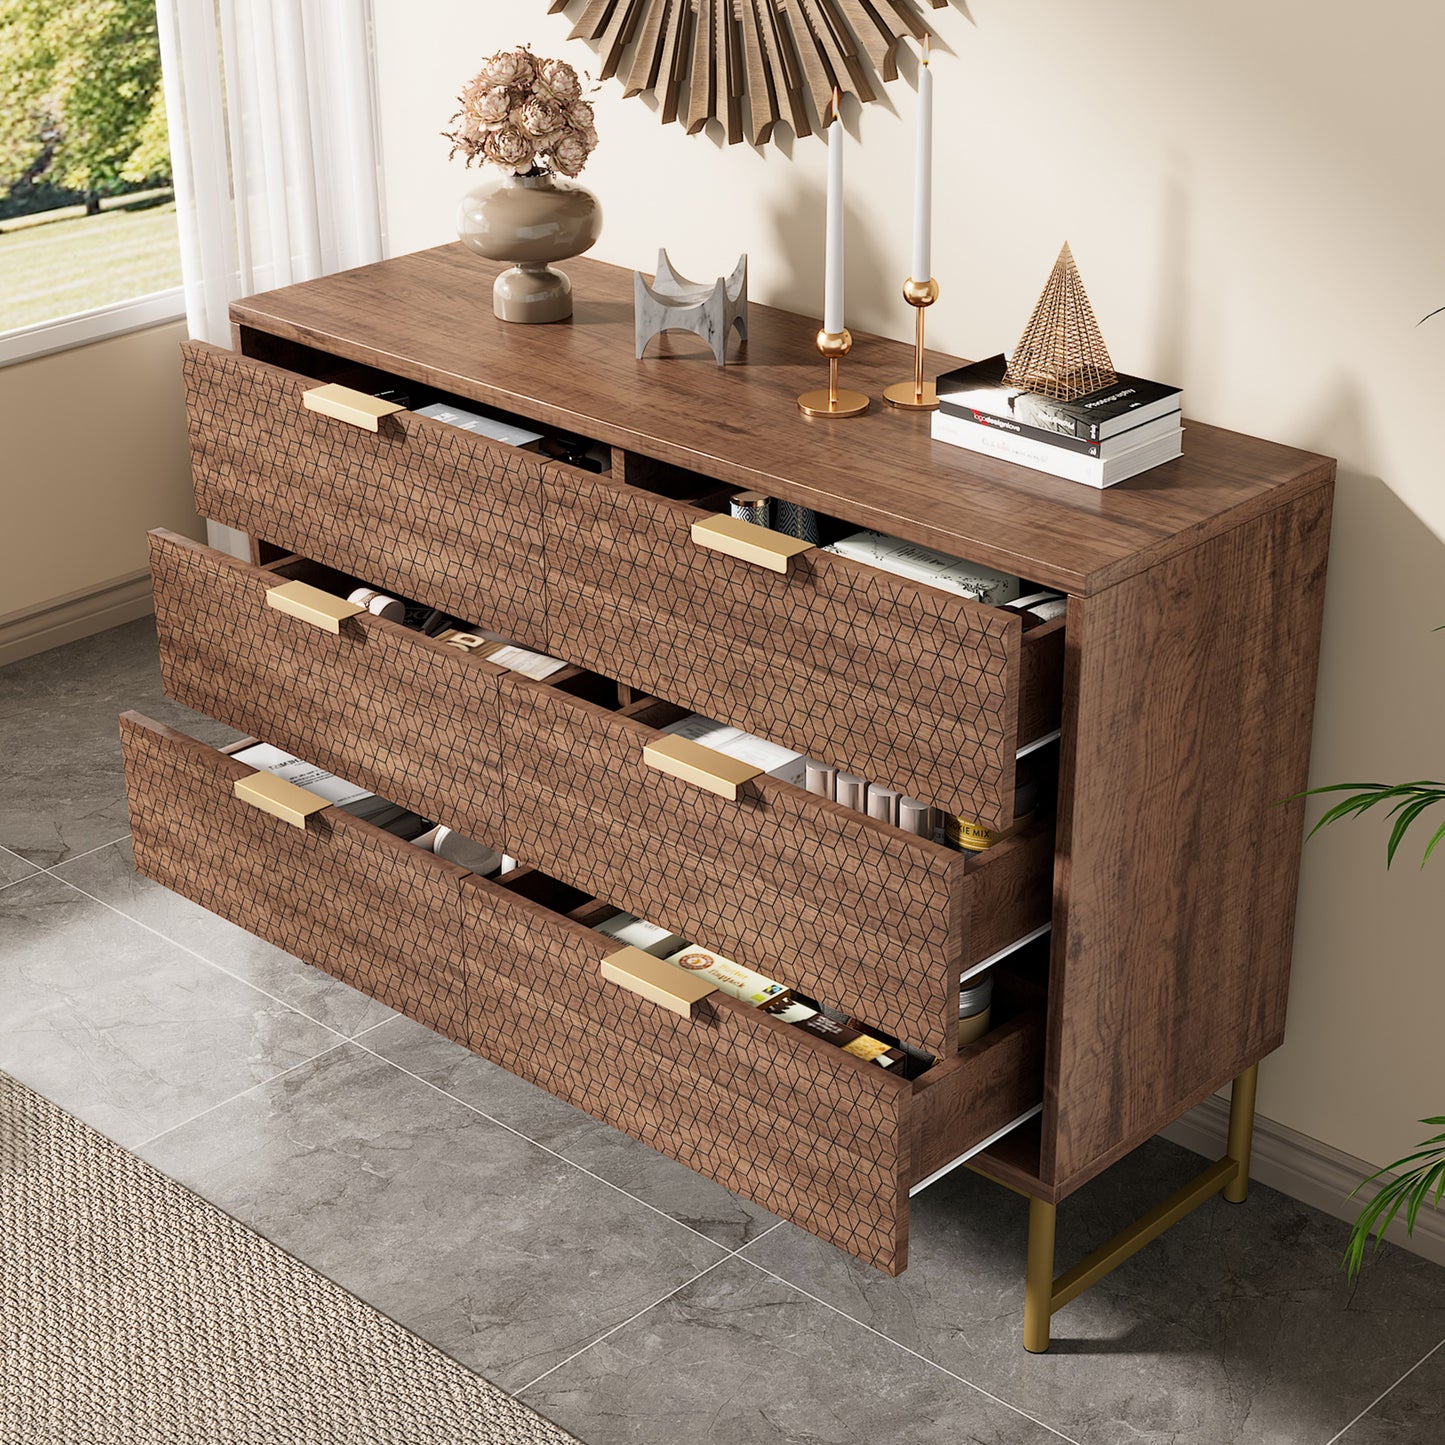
[120,245,1334,1352]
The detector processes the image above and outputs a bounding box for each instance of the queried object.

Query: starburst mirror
[554,0,945,147]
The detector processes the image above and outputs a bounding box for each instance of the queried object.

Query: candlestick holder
[798,328,870,419]
[883,278,941,411]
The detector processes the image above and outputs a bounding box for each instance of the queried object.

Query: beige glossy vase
[456,171,603,324]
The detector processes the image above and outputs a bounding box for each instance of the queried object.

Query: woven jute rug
[0,1071,581,1445]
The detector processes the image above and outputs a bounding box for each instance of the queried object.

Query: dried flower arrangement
[445,47,598,178]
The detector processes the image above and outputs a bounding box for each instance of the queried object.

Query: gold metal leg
[1018,1062,1260,1351]
[1223,1062,1259,1204]
[1023,1197,1057,1353]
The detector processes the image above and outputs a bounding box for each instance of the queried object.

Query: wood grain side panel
[1043,481,1334,1189]
[909,1012,1045,1184]
[458,876,914,1273]
[148,531,508,845]
[500,678,965,1059]
[1018,618,1065,744]
[180,340,551,648]
[964,820,1056,964]
[544,467,1025,828]
[119,711,471,1044]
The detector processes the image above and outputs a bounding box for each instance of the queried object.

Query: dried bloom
[486,123,537,173]
[550,130,589,177]
[478,49,528,90]
[445,47,597,174]
[472,85,512,130]
[517,96,565,140]
[536,58,581,104]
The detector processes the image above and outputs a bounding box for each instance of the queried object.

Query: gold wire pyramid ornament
[1003,243,1119,401]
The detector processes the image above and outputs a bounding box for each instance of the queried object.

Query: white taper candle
[912,38,933,283]
[823,89,844,334]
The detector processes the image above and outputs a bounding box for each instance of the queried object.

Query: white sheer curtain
[155,0,385,348]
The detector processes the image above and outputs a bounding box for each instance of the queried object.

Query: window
[0,0,183,364]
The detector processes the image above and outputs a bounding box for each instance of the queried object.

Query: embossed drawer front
[181,340,551,648]
[120,713,471,1043]
[544,469,1064,829]
[458,874,1041,1275]
[501,678,1055,1061]
[149,531,509,846]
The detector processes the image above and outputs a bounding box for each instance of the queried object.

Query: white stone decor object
[635,250,749,368]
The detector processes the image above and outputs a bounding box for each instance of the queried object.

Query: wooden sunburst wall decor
[554,0,946,147]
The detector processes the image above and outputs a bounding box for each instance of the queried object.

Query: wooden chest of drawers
[122,247,1334,1331]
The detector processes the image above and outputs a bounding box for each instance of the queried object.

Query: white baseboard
[0,569,154,668]
[1160,1097,1445,1269]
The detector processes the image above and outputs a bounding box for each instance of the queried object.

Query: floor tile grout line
[346,1033,739,1255]
[42,832,133,873]
[132,1040,353,1152]
[1324,1332,1445,1444]
[514,1249,747,1399]
[0,872,39,897]
[43,870,354,1045]
[733,1254,1086,1445]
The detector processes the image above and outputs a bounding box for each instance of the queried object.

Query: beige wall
[0,320,200,624]
[374,0,1445,1172]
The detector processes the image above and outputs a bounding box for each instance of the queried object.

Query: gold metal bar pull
[643,734,763,801]
[265,580,365,634]
[601,946,718,1018]
[233,772,329,830]
[690,513,813,573]
[301,383,404,432]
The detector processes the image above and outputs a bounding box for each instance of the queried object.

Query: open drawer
[148,529,510,846]
[118,711,1044,1275]
[181,340,574,649]
[543,464,1066,829]
[500,674,1055,1061]
[119,712,472,1044]
[460,869,1046,1275]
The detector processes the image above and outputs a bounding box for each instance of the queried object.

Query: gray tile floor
[2,617,1441,1444]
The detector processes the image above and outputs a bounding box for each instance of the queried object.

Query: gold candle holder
[798,328,870,419]
[883,278,941,411]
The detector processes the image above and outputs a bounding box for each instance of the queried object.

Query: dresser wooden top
[231,245,1334,596]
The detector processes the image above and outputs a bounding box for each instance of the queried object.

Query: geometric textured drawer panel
[120,712,471,1045]
[501,676,968,1059]
[149,530,508,847]
[459,873,1045,1274]
[544,468,1041,829]
[182,340,552,649]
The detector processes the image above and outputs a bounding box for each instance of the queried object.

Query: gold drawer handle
[234,771,330,829]
[643,735,763,801]
[601,946,717,1019]
[265,580,365,634]
[690,514,813,574]
[301,382,405,432]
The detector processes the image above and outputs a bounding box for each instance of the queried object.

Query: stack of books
[933,354,1183,488]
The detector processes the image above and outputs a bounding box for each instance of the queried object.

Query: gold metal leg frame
[1022,1064,1259,1353]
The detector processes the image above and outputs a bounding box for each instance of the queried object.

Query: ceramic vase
[456,170,603,324]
